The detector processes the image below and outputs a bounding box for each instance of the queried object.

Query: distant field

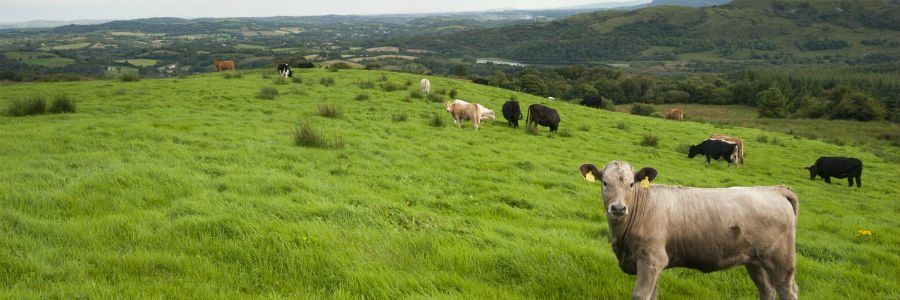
[115,59,159,67]
[348,55,417,62]
[104,67,139,78]
[234,44,267,50]
[38,42,91,51]
[3,51,75,67]
[273,47,304,53]
[0,69,897,298]
[616,103,900,162]
[365,46,400,53]
[319,60,364,68]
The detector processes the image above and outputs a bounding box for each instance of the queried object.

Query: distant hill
[0,19,111,29]
[390,0,900,65]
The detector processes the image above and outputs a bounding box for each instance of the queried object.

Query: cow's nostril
[610,203,626,213]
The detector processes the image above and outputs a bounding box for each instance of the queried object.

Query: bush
[292,77,303,84]
[601,97,616,111]
[449,89,458,99]
[223,72,242,79]
[358,80,375,89]
[429,114,445,127]
[257,87,279,100]
[320,77,335,87]
[380,82,401,92]
[641,132,659,147]
[409,90,425,99]
[757,87,789,118]
[616,122,627,130]
[48,93,76,114]
[427,93,444,103]
[405,79,413,86]
[119,73,140,82]
[391,113,408,122]
[273,77,289,85]
[355,93,370,101]
[293,121,344,149]
[630,103,655,116]
[330,62,353,70]
[317,104,341,118]
[5,96,47,116]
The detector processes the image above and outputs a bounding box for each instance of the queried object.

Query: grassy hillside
[393,0,900,64]
[0,69,898,298]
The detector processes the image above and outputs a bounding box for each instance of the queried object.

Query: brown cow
[709,134,745,166]
[445,100,482,130]
[214,60,236,71]
[579,161,798,300]
[666,108,684,120]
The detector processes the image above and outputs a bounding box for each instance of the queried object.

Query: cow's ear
[634,167,658,182]
[579,164,603,182]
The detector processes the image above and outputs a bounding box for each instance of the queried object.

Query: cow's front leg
[824,176,831,184]
[633,256,666,300]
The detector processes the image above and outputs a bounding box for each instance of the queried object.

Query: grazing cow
[709,134,745,166]
[526,104,560,132]
[213,60,236,71]
[579,161,798,300]
[277,63,293,77]
[445,100,483,130]
[666,108,684,121]
[502,100,523,128]
[581,95,604,108]
[471,77,490,85]
[421,79,431,94]
[451,99,494,120]
[689,139,737,166]
[806,157,863,188]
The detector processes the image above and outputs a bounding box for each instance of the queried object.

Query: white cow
[451,99,495,120]
[420,78,431,94]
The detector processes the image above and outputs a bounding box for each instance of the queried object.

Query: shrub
[293,121,344,149]
[48,93,76,114]
[616,122,627,130]
[380,82,401,92]
[119,73,140,82]
[317,104,341,118]
[257,87,279,100]
[429,114,445,127]
[391,113,408,122]
[449,89,458,99]
[404,79,413,86]
[435,88,447,95]
[292,77,303,84]
[330,62,353,70]
[427,93,444,103]
[223,72,242,79]
[355,93,370,101]
[378,73,389,82]
[320,77,335,86]
[600,97,616,111]
[641,132,659,147]
[273,77,289,85]
[358,80,375,89]
[5,95,47,116]
[757,87,789,118]
[409,90,425,99]
[630,103,655,116]
[756,135,769,143]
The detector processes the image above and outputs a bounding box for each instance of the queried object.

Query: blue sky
[0,0,648,23]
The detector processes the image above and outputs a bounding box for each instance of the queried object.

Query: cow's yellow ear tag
[584,172,596,182]
[640,176,651,189]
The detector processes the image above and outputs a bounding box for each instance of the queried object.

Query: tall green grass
[0,69,897,299]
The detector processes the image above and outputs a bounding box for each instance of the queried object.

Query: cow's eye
[629,182,634,188]
[601,181,606,187]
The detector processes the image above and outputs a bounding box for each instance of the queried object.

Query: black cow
[277,63,293,77]
[688,139,737,166]
[581,95,604,108]
[296,62,315,69]
[806,157,862,188]
[502,100,523,128]
[526,104,560,132]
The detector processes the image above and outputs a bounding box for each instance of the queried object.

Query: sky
[0,0,648,23]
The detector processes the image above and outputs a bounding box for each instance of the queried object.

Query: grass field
[3,51,75,67]
[115,59,159,67]
[1,69,898,298]
[38,42,92,51]
[617,103,900,163]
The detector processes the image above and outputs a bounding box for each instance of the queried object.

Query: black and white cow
[277,63,293,77]
[806,157,863,188]
[689,139,738,166]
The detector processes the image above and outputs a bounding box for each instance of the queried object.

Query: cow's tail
[778,186,799,216]
[525,106,531,125]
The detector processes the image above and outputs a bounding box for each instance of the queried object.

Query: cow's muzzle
[608,202,627,217]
